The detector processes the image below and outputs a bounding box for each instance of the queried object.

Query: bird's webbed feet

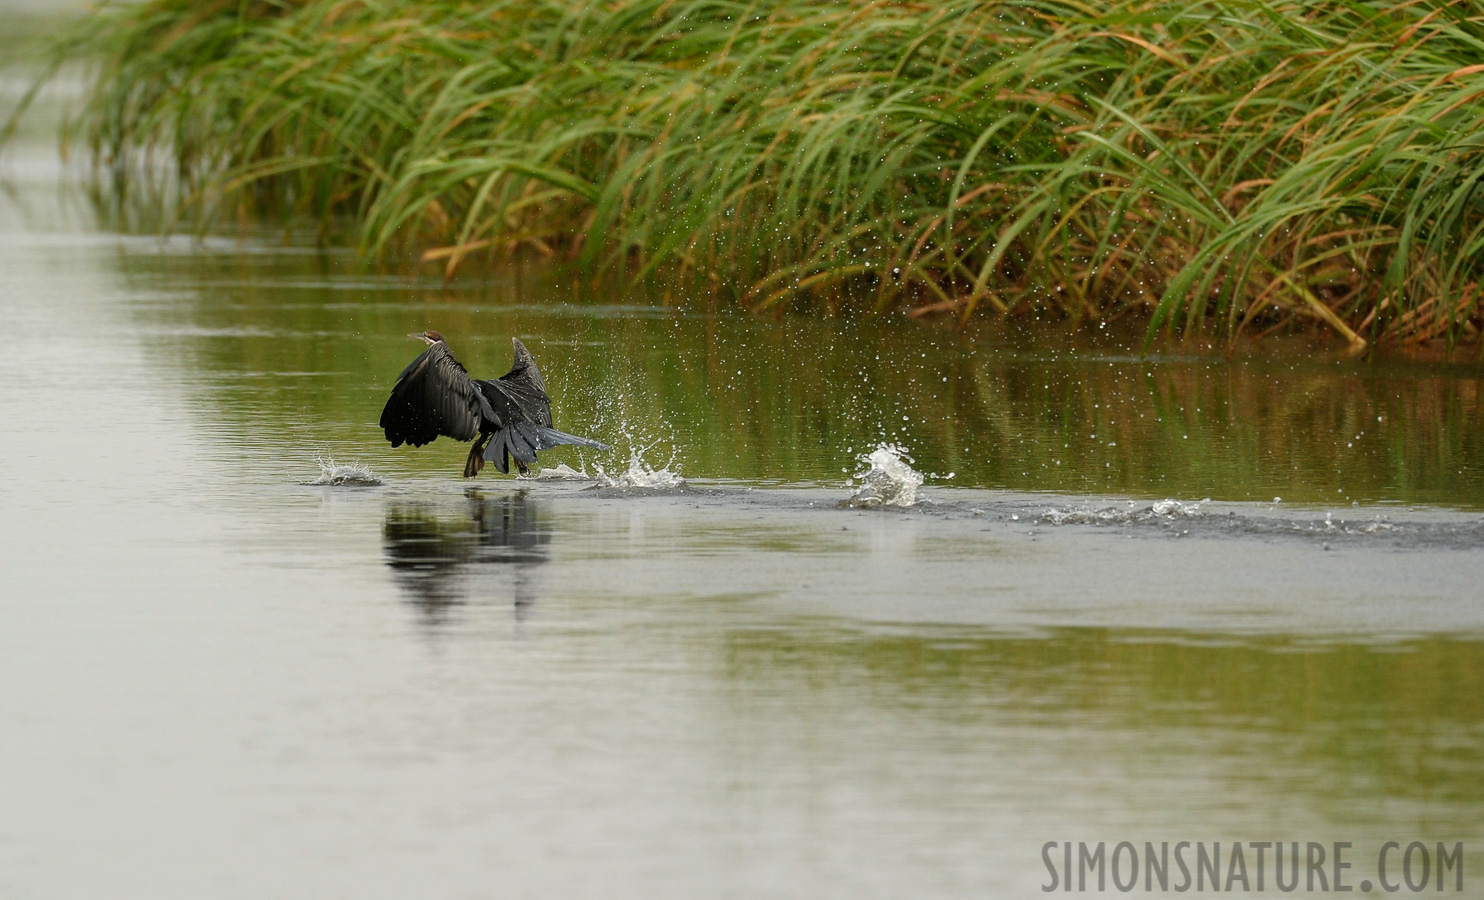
[464,435,491,478]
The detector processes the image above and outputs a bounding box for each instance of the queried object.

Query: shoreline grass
[11,0,1484,350]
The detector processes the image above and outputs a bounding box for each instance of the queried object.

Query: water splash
[305,456,382,486]
[593,443,685,489]
[845,444,924,508]
[533,443,685,489]
[1150,499,1207,517]
[556,386,687,489]
[532,463,592,482]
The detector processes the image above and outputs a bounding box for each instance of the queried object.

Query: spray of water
[538,373,688,489]
[531,463,591,482]
[306,456,382,486]
[593,443,686,489]
[845,443,923,508]
[532,439,685,489]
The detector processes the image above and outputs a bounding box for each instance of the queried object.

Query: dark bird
[380,331,609,477]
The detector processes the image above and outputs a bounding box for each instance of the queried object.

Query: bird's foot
[464,441,487,478]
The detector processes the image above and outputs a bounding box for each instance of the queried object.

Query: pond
[2,77,1482,898]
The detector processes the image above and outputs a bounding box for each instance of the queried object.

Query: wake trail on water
[829,447,1482,549]
[1041,498,1209,525]
[1020,498,1484,549]
[509,429,1481,551]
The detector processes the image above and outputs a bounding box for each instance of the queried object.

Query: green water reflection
[715,627,1484,818]
[117,248,1484,507]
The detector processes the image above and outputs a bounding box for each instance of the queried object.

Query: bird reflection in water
[382,490,552,624]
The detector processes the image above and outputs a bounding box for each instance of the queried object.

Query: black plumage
[380,331,609,476]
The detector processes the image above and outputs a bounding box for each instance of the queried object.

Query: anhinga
[380,331,609,476]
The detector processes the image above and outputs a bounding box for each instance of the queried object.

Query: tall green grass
[15,0,1484,349]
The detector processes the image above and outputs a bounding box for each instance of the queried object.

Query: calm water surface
[2,87,1483,899]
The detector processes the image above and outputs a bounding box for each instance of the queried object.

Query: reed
[15,0,1484,349]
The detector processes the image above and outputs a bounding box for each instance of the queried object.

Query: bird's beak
[407,332,426,340]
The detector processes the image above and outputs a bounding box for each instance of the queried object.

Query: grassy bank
[13,0,1484,349]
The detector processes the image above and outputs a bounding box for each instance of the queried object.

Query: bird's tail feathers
[530,426,611,452]
[483,423,610,474]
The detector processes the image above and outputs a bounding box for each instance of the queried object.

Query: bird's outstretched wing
[478,337,554,426]
[380,342,497,448]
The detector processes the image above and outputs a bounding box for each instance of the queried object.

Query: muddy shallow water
[3,95,1483,898]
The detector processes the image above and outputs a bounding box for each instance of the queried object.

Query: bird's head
[408,330,445,345]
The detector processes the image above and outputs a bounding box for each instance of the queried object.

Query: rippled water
[3,75,1483,899]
